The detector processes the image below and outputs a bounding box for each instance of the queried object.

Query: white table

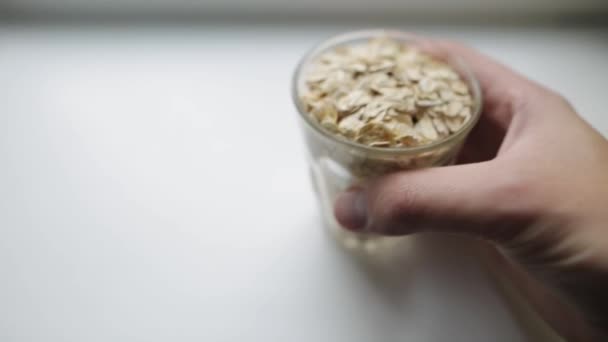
[1,23,606,341]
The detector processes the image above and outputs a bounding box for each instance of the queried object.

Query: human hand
[334,40,608,341]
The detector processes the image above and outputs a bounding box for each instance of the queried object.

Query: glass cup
[292,29,482,253]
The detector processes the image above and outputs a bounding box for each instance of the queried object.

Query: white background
[1,23,607,341]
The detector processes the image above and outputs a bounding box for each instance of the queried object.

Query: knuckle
[515,83,572,114]
[548,90,574,110]
[503,86,532,114]
[437,39,468,52]
[368,178,420,233]
[491,163,536,204]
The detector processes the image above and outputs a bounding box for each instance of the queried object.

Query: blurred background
[1,1,607,341]
[1,0,607,134]
[2,0,608,21]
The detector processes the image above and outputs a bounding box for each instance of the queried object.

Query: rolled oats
[415,115,439,141]
[338,113,366,138]
[301,37,475,149]
[445,101,464,117]
[445,116,466,133]
[357,122,395,146]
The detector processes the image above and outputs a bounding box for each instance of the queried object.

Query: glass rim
[291,29,483,155]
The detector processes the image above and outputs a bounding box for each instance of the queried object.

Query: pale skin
[334,40,608,341]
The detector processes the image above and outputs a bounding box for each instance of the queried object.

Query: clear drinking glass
[292,29,482,253]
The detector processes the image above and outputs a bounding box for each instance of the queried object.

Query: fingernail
[334,189,368,231]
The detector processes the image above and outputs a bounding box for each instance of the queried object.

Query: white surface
[0,24,607,341]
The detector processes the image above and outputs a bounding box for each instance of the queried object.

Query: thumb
[334,161,532,240]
